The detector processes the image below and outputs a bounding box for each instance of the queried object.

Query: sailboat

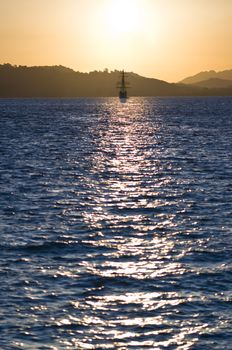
[118,70,128,100]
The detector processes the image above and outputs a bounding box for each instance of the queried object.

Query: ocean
[0,97,232,349]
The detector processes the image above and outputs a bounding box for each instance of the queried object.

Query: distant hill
[0,64,232,97]
[192,78,232,89]
[180,69,232,85]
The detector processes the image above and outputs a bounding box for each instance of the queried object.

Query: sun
[105,0,145,36]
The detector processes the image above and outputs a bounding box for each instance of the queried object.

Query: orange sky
[0,0,231,82]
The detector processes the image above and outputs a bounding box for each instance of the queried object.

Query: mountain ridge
[191,78,232,89]
[1,64,232,97]
[180,69,232,85]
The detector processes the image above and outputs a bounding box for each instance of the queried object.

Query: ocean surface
[0,97,232,350]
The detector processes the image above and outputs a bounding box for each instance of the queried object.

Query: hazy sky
[0,0,231,81]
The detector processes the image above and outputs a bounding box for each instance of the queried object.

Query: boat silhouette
[118,70,129,100]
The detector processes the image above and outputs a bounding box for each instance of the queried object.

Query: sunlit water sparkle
[0,97,232,349]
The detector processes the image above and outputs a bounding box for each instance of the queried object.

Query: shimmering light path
[0,97,232,349]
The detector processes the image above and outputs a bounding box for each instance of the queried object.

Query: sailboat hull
[119,91,127,99]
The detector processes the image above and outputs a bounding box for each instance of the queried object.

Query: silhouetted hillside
[0,64,232,97]
[180,69,232,85]
[192,78,232,89]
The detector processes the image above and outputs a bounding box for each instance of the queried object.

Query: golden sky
[0,0,231,82]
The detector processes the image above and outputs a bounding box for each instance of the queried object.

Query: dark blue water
[0,97,232,349]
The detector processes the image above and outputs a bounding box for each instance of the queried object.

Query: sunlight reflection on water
[66,99,202,348]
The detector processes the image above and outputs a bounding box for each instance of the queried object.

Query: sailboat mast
[122,70,125,91]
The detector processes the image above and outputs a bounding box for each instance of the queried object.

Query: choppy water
[0,97,232,350]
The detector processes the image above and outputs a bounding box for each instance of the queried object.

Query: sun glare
[106,0,144,36]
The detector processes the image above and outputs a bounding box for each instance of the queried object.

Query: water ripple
[0,97,232,349]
